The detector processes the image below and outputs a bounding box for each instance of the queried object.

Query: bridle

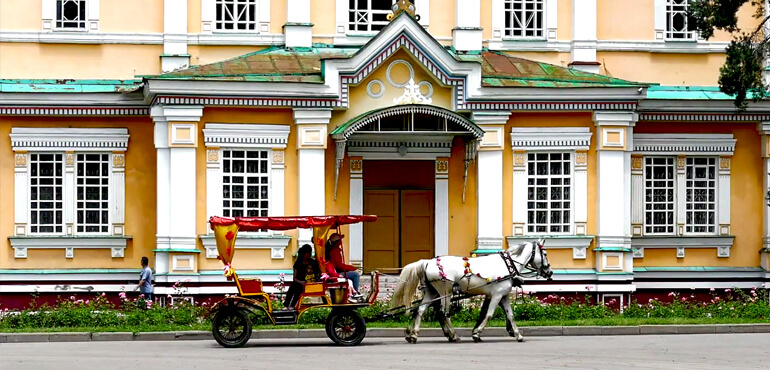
[499,240,552,280]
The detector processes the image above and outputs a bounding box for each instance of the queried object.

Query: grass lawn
[2,317,769,334]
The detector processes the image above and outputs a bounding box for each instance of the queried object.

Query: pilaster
[594,111,637,273]
[162,0,190,73]
[294,108,331,247]
[472,111,509,250]
[285,0,313,48]
[150,105,203,274]
[349,157,364,266]
[453,0,482,52]
[570,0,599,73]
[759,122,770,270]
[435,157,450,257]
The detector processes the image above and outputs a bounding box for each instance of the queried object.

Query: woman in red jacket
[325,233,362,300]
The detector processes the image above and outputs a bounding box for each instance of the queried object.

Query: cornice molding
[10,127,130,151]
[632,133,736,155]
[203,123,291,148]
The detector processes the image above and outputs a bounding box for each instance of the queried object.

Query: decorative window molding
[633,134,736,155]
[10,127,129,151]
[9,236,130,259]
[42,0,100,32]
[199,234,290,259]
[654,0,697,41]
[10,128,128,242]
[506,235,593,260]
[631,235,735,258]
[510,127,592,241]
[201,0,270,33]
[172,255,195,272]
[631,133,733,245]
[203,124,290,235]
[493,0,555,40]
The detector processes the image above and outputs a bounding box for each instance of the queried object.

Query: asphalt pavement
[0,333,767,369]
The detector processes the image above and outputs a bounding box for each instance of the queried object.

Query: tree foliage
[688,0,768,109]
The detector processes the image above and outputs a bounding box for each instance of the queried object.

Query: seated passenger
[325,259,362,303]
[283,244,320,310]
[325,233,363,301]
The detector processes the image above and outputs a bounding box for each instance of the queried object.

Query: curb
[2,324,770,343]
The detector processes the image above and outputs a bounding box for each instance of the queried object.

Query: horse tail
[390,260,426,309]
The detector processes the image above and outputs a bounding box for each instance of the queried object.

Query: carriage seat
[236,276,264,295]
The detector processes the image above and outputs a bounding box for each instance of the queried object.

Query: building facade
[1,0,770,307]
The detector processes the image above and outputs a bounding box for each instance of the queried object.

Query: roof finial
[387,0,420,22]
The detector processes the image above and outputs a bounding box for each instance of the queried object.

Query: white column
[435,158,450,257]
[294,109,331,246]
[162,0,190,73]
[571,0,598,73]
[512,152,527,235]
[285,0,312,48]
[111,153,126,236]
[546,0,558,39]
[349,158,364,265]
[594,112,637,272]
[64,153,75,235]
[151,105,203,274]
[205,148,222,232]
[14,153,28,236]
[270,150,286,217]
[676,155,686,235]
[574,151,588,235]
[759,124,770,255]
[472,111,509,250]
[453,0,482,52]
[718,156,731,236]
[653,0,666,40]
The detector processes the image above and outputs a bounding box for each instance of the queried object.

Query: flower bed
[1,287,769,332]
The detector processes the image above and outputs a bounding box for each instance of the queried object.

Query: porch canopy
[330,103,485,201]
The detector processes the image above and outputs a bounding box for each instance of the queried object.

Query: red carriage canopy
[209,215,378,232]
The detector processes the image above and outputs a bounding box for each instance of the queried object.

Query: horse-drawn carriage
[208,213,553,347]
[208,215,379,348]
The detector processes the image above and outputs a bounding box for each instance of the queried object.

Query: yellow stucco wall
[188,0,202,34]
[557,0,572,41]
[597,0,654,40]
[448,138,478,257]
[0,117,156,269]
[101,0,164,33]
[633,121,763,267]
[195,108,299,272]
[598,52,727,86]
[0,43,162,79]
[311,0,336,36]
[503,112,597,269]
[429,0,455,41]
[0,0,41,30]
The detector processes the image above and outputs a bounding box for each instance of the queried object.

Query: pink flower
[668,292,675,297]
[118,292,126,299]
[680,297,686,302]
[70,296,76,301]
[101,293,106,297]
[279,272,285,277]
[725,289,732,293]
[710,288,715,292]
[715,297,721,302]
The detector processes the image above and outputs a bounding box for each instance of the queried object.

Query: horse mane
[507,241,531,257]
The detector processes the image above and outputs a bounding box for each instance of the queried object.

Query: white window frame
[493,0,556,41]
[335,0,429,40]
[42,0,100,32]
[654,0,696,41]
[525,151,574,235]
[665,0,696,40]
[27,152,65,235]
[503,0,546,40]
[631,133,735,241]
[220,148,272,219]
[511,127,592,237]
[74,152,113,235]
[9,127,129,259]
[201,0,270,33]
[642,156,676,235]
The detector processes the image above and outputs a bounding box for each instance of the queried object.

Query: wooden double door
[364,189,434,270]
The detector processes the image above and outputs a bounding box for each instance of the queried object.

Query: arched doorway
[331,104,484,271]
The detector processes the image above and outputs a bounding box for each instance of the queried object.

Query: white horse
[390,239,553,343]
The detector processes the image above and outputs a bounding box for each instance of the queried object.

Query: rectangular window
[222,149,270,218]
[504,0,545,39]
[685,157,716,233]
[56,0,87,29]
[76,154,110,234]
[349,0,407,32]
[643,157,675,234]
[215,0,257,31]
[527,152,571,234]
[29,154,64,234]
[666,0,695,40]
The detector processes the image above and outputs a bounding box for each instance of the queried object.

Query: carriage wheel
[326,310,367,346]
[212,308,252,348]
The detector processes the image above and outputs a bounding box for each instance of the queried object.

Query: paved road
[1,334,768,369]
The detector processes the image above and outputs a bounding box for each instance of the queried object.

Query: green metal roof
[146,44,645,88]
[645,85,754,100]
[0,79,143,93]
